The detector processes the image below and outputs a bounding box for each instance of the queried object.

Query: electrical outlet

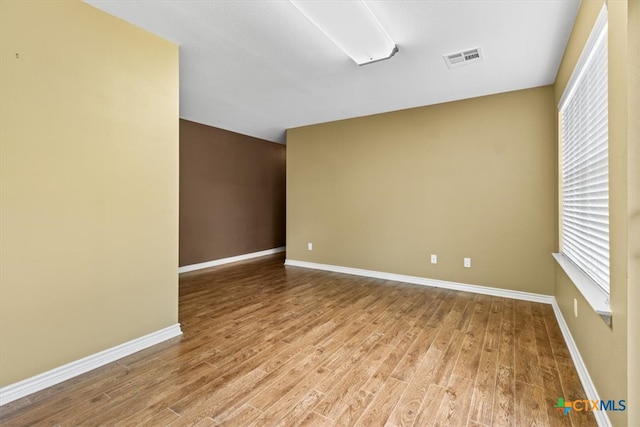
[430,254,437,264]
[307,242,313,251]
[464,257,471,268]
[574,298,578,317]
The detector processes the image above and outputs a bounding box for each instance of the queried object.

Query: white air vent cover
[443,47,483,69]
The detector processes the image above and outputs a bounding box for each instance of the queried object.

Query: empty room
[0,0,638,426]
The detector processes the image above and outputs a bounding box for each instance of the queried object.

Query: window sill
[552,253,611,325]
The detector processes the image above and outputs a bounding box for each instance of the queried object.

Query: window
[555,5,611,323]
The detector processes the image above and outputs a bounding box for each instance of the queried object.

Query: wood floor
[0,254,596,426]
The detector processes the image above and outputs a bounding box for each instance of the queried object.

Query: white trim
[551,301,611,427]
[286,258,609,426]
[558,4,608,109]
[0,323,182,407]
[284,259,554,304]
[179,247,286,274]
[557,2,611,298]
[553,253,611,324]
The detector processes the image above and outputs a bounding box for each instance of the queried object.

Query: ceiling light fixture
[289,0,398,66]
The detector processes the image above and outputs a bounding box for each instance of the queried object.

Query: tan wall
[0,1,179,386]
[627,0,639,424]
[179,119,286,266]
[287,86,556,294]
[553,1,631,425]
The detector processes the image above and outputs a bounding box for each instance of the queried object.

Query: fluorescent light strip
[290,0,397,66]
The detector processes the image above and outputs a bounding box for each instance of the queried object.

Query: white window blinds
[558,5,609,293]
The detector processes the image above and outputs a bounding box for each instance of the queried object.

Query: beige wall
[628,0,639,423]
[554,1,633,425]
[287,86,556,294]
[0,1,179,387]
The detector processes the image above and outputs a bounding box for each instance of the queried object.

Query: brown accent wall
[179,119,286,267]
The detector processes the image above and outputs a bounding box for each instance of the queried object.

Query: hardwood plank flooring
[0,254,596,426]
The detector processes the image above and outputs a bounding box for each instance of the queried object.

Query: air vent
[443,47,483,69]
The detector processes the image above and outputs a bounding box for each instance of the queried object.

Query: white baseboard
[285,259,607,426]
[551,302,611,427]
[2,259,606,426]
[284,259,554,304]
[0,323,182,407]
[179,246,286,274]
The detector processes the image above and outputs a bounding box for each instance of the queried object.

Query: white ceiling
[85,0,580,144]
